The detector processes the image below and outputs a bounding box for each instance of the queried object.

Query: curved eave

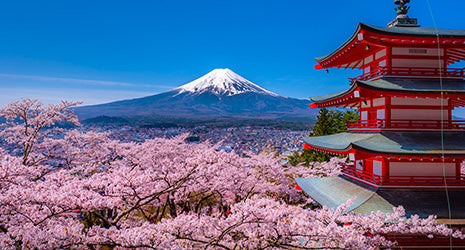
[305,143,353,156]
[356,79,465,95]
[303,133,372,153]
[310,84,359,108]
[304,132,465,157]
[315,23,363,64]
[362,23,465,39]
[295,176,465,219]
[315,23,465,69]
[308,142,465,158]
[310,78,465,108]
[350,144,465,158]
[294,176,382,213]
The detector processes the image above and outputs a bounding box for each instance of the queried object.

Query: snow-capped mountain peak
[175,68,279,97]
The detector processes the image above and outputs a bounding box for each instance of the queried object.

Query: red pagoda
[296,0,465,246]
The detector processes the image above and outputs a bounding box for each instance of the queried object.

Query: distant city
[85,125,310,155]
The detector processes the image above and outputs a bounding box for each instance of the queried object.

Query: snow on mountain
[74,68,318,123]
[175,68,280,97]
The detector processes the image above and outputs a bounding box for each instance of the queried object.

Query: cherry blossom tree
[0,98,81,166]
[0,98,462,249]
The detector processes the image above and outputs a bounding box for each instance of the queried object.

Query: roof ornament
[388,0,419,27]
[394,0,410,16]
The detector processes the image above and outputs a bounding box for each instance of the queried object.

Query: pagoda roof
[362,23,465,38]
[295,176,465,219]
[310,87,356,103]
[315,23,465,69]
[360,77,465,93]
[310,77,465,107]
[303,131,465,156]
[314,23,366,64]
[295,176,383,213]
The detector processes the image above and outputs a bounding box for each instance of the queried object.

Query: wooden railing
[342,165,383,185]
[341,164,465,187]
[342,164,382,185]
[346,119,465,131]
[349,66,465,83]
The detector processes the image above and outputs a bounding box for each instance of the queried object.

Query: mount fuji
[74,69,318,125]
[174,68,279,97]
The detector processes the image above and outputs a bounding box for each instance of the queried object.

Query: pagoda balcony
[349,66,465,83]
[341,164,465,188]
[346,119,465,131]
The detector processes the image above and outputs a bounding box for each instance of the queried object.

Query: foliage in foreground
[0,99,462,249]
[312,108,359,136]
[288,108,358,166]
[288,148,334,166]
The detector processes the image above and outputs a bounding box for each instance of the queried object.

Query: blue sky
[1,0,465,113]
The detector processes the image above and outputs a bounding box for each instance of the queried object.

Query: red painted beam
[314,64,323,70]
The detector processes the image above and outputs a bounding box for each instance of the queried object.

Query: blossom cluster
[0,99,460,249]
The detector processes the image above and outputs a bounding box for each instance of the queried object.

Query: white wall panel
[391,58,444,68]
[356,160,363,171]
[373,160,383,176]
[392,47,444,56]
[361,100,371,108]
[390,109,448,120]
[361,111,368,120]
[391,97,447,106]
[364,55,373,65]
[373,98,385,107]
[375,49,387,59]
[376,109,385,119]
[389,162,455,176]
[378,59,387,67]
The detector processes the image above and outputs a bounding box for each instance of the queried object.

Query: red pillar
[385,97,391,127]
[382,159,390,185]
[456,161,462,177]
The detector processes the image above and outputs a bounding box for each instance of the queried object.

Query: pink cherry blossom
[0,99,461,249]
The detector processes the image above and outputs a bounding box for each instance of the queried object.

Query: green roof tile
[296,176,465,219]
[362,23,465,38]
[310,78,465,103]
[295,176,380,212]
[304,132,465,156]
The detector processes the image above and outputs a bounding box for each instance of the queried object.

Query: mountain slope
[74,69,317,122]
